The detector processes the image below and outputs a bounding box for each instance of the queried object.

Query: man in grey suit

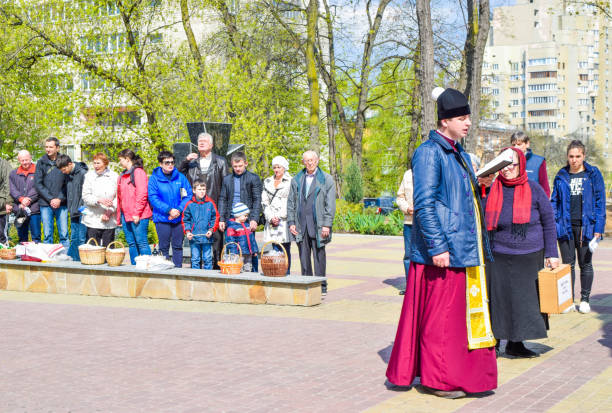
[287,150,336,294]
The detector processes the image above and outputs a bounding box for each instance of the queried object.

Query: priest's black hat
[432,87,470,120]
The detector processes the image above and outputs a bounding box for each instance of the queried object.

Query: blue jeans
[40,206,69,247]
[67,216,87,261]
[403,224,412,276]
[155,222,184,268]
[17,213,42,243]
[190,241,213,269]
[121,214,152,265]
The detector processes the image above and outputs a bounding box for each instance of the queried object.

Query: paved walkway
[0,233,611,412]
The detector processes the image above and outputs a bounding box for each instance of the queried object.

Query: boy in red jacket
[182,180,219,269]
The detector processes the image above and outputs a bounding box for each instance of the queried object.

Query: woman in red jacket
[117,149,153,264]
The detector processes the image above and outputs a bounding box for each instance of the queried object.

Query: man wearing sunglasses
[148,151,193,267]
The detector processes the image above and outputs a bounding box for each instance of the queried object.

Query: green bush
[334,207,403,236]
[344,161,364,204]
[116,219,159,246]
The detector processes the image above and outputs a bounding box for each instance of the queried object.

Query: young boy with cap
[225,202,259,272]
[386,87,497,398]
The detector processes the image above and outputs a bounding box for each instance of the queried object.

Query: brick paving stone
[0,234,611,412]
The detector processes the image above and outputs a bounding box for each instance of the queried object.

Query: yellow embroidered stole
[465,179,497,350]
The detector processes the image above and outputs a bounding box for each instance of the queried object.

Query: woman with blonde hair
[261,156,293,274]
[81,152,118,246]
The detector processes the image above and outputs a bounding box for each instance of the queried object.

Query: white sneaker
[578,301,591,314]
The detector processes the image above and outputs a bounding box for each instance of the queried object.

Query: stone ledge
[0,259,323,306]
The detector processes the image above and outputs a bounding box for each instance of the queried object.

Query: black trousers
[298,236,327,289]
[0,214,6,244]
[86,227,116,248]
[559,225,594,302]
[212,230,223,270]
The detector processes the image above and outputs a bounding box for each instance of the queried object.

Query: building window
[530,71,557,78]
[492,88,500,95]
[528,58,557,66]
[510,87,520,93]
[528,83,557,91]
[527,122,558,130]
[528,110,557,117]
[512,62,519,72]
[528,96,557,104]
[492,63,499,70]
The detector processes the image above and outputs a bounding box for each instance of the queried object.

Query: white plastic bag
[22,243,66,261]
[134,255,175,271]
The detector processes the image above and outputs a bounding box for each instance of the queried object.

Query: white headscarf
[271,156,289,171]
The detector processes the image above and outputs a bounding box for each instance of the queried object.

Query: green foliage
[343,161,364,203]
[361,60,421,197]
[116,220,158,246]
[334,207,403,235]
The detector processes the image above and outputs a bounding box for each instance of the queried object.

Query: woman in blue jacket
[551,140,606,314]
[148,151,193,268]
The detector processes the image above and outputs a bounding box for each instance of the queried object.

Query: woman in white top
[81,153,119,247]
[261,156,293,274]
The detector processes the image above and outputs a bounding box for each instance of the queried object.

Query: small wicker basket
[0,242,17,260]
[105,240,126,267]
[260,241,289,277]
[218,242,243,275]
[79,238,106,265]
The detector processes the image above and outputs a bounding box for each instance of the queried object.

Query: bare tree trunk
[306,0,320,151]
[415,0,435,134]
[179,0,204,79]
[408,61,421,168]
[326,99,341,196]
[462,0,490,151]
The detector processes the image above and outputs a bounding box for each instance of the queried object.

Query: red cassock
[386,262,498,393]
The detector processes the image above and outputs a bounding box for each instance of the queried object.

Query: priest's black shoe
[505,341,538,358]
[422,385,466,399]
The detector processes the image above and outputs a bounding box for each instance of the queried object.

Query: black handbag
[259,188,280,226]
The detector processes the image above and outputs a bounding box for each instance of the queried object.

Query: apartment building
[482,0,611,169]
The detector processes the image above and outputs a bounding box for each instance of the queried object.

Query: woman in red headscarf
[485,147,559,358]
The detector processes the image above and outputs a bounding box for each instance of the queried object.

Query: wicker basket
[79,238,106,265]
[218,242,243,275]
[260,241,289,277]
[106,240,126,267]
[0,242,17,260]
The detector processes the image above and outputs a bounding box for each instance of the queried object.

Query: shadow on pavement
[591,293,612,355]
[378,342,393,364]
[383,277,405,291]
[495,340,553,359]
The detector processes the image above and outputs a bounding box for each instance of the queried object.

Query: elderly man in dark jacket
[218,151,262,270]
[34,137,68,247]
[179,132,229,268]
[9,150,41,243]
[0,157,12,244]
[56,154,88,261]
[287,151,336,294]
